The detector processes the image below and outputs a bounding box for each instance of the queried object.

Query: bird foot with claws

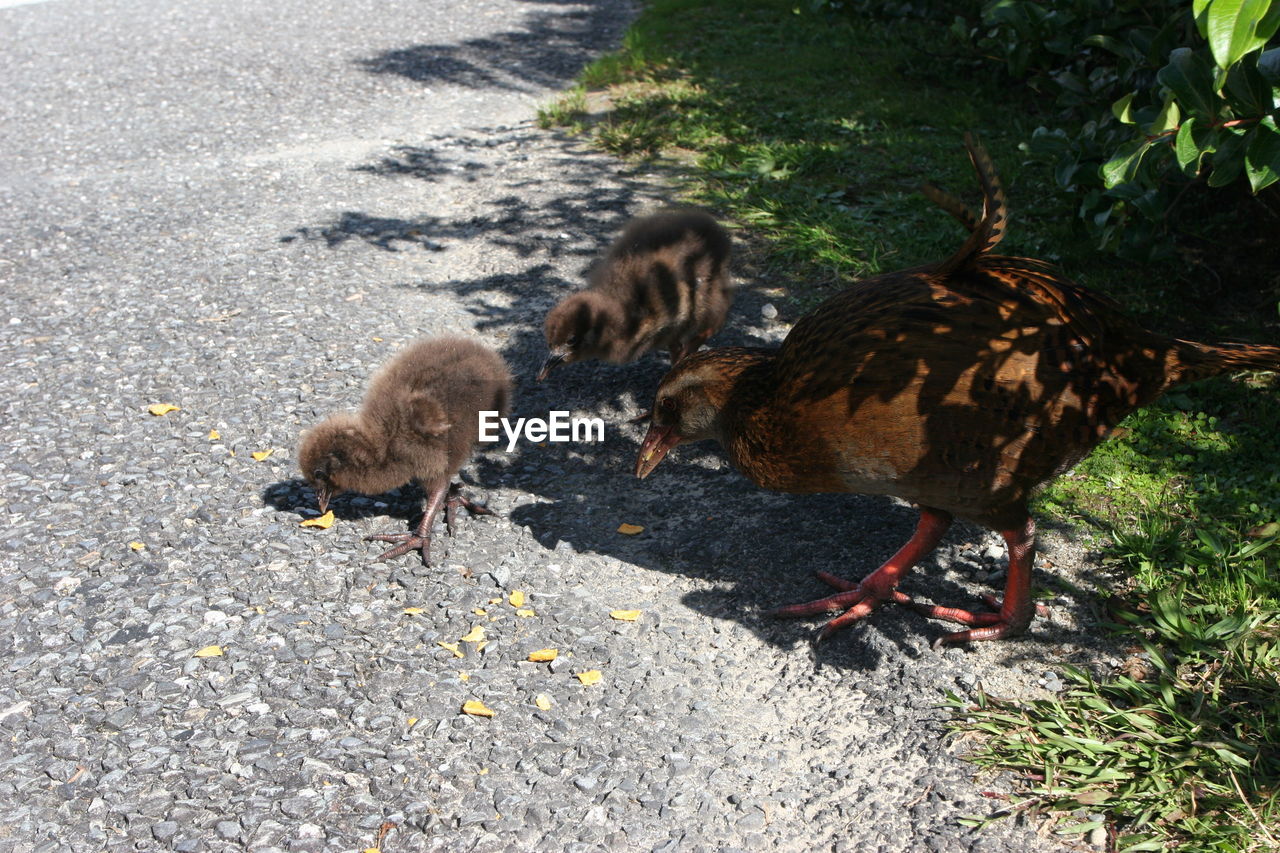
[365,531,433,565]
[773,570,915,642]
[905,594,1046,647]
[444,484,495,534]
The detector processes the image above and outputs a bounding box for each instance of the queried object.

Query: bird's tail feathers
[932,133,1008,275]
[1165,340,1280,390]
[920,182,979,234]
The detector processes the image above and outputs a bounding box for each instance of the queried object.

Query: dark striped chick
[538,209,733,380]
[636,135,1280,646]
[298,336,512,565]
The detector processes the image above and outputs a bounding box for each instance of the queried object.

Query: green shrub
[948,1,1280,259]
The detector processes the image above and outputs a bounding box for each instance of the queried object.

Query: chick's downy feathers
[540,209,733,378]
[298,336,512,563]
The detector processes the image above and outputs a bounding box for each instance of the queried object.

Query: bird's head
[539,291,619,379]
[297,414,371,513]
[635,349,751,479]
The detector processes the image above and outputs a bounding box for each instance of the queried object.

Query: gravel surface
[1,0,1124,850]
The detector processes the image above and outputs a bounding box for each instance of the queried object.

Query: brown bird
[538,209,733,380]
[298,336,513,565]
[635,134,1280,645]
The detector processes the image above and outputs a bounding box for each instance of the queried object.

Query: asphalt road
[1,0,1119,850]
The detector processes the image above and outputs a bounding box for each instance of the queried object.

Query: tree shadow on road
[355,1,631,93]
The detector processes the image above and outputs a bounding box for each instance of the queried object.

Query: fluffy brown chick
[298,336,513,565]
[539,209,733,380]
[636,135,1280,646]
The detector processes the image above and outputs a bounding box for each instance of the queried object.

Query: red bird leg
[910,515,1038,647]
[365,481,450,565]
[444,482,495,535]
[772,508,954,641]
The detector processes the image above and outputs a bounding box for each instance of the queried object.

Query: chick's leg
[443,482,495,535]
[773,508,953,641]
[907,514,1038,646]
[365,480,450,565]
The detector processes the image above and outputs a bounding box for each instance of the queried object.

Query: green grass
[542,0,1280,848]
[950,543,1280,852]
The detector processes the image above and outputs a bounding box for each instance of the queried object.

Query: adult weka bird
[298,336,513,565]
[538,209,733,380]
[635,135,1280,645]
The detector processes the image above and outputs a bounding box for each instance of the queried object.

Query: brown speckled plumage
[539,210,733,378]
[298,336,512,564]
[637,135,1280,645]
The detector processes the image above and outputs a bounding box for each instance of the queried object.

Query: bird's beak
[635,423,682,479]
[537,347,570,381]
[316,487,333,515]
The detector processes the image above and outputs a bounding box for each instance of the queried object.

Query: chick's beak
[316,487,333,515]
[635,423,682,479]
[537,347,570,381]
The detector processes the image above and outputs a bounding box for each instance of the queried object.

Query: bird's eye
[658,397,676,413]
[566,335,580,348]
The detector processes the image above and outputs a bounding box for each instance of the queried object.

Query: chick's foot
[444,483,495,534]
[365,531,433,565]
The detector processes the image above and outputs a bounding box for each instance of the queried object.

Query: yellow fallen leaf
[610,610,642,622]
[488,597,502,605]
[462,700,494,718]
[364,848,380,853]
[460,626,486,643]
[459,672,470,682]
[128,541,146,551]
[516,608,536,618]
[474,641,488,653]
[147,403,180,416]
[372,336,383,342]
[407,717,418,728]
[207,429,220,440]
[251,449,274,461]
[509,590,526,608]
[437,641,463,658]
[403,607,426,615]
[193,645,223,658]
[300,511,335,529]
[472,608,487,616]
[535,694,552,711]
[617,523,645,535]
[528,648,558,662]
[576,670,603,686]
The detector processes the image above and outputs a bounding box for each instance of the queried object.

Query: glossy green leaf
[1101,138,1156,187]
[1225,55,1277,114]
[1207,126,1251,185]
[1193,0,1214,40]
[1259,46,1280,83]
[1157,48,1219,118]
[1245,115,1280,190]
[1175,116,1218,174]
[1148,97,1181,134]
[1112,91,1137,123]
[1203,0,1280,70]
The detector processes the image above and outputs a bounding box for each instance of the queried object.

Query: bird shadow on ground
[481,428,1092,672]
